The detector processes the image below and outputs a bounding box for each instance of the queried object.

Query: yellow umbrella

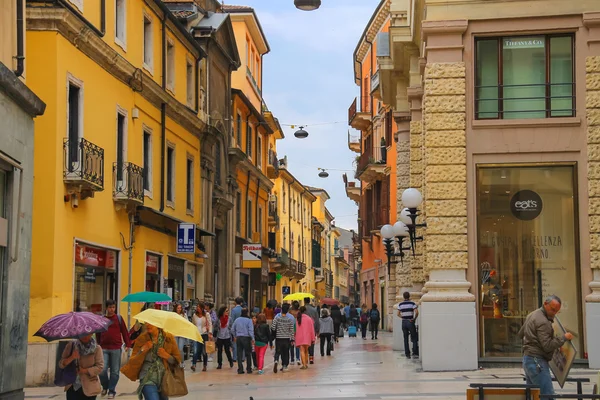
[283,292,314,302]
[133,309,203,343]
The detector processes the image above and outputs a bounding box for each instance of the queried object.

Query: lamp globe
[381,224,395,239]
[393,221,409,237]
[402,188,423,209]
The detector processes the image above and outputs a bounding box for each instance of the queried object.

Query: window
[143,128,152,194]
[186,156,193,213]
[236,112,242,146]
[246,38,250,65]
[475,35,574,120]
[143,14,153,70]
[115,0,126,48]
[246,121,252,158]
[116,108,127,182]
[247,198,253,239]
[282,185,286,213]
[166,39,175,92]
[67,80,82,166]
[258,206,263,242]
[166,146,175,204]
[215,141,221,186]
[186,60,194,107]
[236,192,241,234]
[74,243,118,314]
[256,134,263,169]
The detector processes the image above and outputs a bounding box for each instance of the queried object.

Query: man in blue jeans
[97,300,131,399]
[519,294,573,399]
[228,297,244,362]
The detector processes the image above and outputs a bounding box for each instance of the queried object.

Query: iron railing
[355,144,386,179]
[297,261,306,275]
[268,149,279,173]
[278,248,289,266]
[246,66,262,96]
[348,96,372,125]
[474,82,575,119]
[113,162,144,203]
[371,70,380,93]
[63,137,104,190]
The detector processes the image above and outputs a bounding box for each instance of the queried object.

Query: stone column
[419,20,477,371]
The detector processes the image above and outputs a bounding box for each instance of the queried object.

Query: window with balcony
[143,129,152,195]
[475,35,574,120]
[67,81,82,165]
[143,14,153,70]
[246,122,253,159]
[166,39,175,92]
[116,108,127,182]
[115,0,126,49]
[258,206,263,242]
[166,145,175,205]
[186,156,193,213]
[257,134,262,169]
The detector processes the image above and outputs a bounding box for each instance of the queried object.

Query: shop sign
[282,286,291,295]
[177,223,196,253]
[242,243,262,269]
[510,190,543,220]
[84,268,96,283]
[503,36,545,49]
[146,254,160,275]
[75,243,116,270]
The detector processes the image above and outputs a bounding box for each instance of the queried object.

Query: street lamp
[318,168,329,178]
[400,188,426,255]
[294,126,308,139]
[381,221,411,279]
[294,0,321,11]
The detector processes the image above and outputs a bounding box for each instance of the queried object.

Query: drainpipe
[126,212,134,328]
[56,0,106,37]
[159,15,167,212]
[245,170,250,235]
[14,0,24,77]
[255,178,260,238]
[300,192,304,265]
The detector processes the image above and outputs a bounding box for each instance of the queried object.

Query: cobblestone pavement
[25,332,598,400]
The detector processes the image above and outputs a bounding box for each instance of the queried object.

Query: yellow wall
[26,0,203,340]
[230,19,263,112]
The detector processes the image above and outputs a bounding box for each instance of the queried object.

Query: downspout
[365,37,374,119]
[255,178,260,239]
[245,170,250,236]
[160,15,167,212]
[300,192,304,264]
[14,0,24,77]
[195,59,199,112]
[56,0,106,37]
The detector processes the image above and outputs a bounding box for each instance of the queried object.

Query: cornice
[27,8,208,138]
[421,20,468,39]
[355,0,391,64]
[236,158,274,190]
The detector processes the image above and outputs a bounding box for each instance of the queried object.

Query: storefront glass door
[477,165,581,358]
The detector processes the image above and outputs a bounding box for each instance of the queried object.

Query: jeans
[275,338,291,367]
[236,336,252,372]
[100,348,121,394]
[333,323,341,341]
[402,319,419,357]
[319,333,332,356]
[361,322,368,338]
[308,342,315,359]
[523,355,555,399]
[216,338,233,367]
[192,334,209,367]
[175,337,187,363]
[255,344,268,370]
[141,384,168,400]
[370,320,379,338]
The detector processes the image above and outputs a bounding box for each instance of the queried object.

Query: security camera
[71,194,79,208]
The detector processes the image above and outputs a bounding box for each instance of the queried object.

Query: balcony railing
[278,248,289,266]
[348,96,372,125]
[246,66,262,96]
[297,261,306,275]
[267,149,279,178]
[347,131,360,153]
[63,137,104,191]
[355,145,386,179]
[371,70,380,93]
[113,162,144,204]
[268,197,279,226]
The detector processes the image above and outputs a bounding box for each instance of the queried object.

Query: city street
[24,332,597,400]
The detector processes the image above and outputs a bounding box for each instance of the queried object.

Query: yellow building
[307,187,331,301]
[330,228,342,300]
[271,163,315,303]
[25,0,210,384]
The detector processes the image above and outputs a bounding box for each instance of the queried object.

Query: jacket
[319,316,334,335]
[97,314,131,350]
[295,314,315,346]
[120,330,181,381]
[254,323,272,346]
[59,342,104,396]
[305,304,320,334]
[330,308,342,325]
[192,313,213,336]
[519,307,566,361]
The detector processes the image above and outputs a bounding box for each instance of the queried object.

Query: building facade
[374,0,600,370]
[0,1,45,399]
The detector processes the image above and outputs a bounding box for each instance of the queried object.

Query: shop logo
[510,190,543,220]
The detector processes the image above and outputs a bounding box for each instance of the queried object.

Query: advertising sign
[242,243,262,268]
[282,286,291,295]
[177,223,196,253]
[146,254,160,275]
[84,268,96,283]
[549,316,577,388]
[75,243,116,270]
[510,190,543,221]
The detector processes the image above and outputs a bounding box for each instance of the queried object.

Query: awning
[136,206,216,240]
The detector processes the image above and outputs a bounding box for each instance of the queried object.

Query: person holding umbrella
[58,333,104,400]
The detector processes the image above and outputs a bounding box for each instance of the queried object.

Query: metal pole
[127,212,134,328]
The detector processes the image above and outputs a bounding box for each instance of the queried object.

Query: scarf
[220,315,228,328]
[75,336,97,356]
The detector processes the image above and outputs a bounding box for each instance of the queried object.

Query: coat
[120,330,181,381]
[59,342,104,396]
[294,314,315,346]
[518,307,566,361]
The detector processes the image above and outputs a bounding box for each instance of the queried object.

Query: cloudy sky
[227,0,380,230]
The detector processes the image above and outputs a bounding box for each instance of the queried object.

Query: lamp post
[294,0,321,11]
[399,188,427,255]
[380,222,411,279]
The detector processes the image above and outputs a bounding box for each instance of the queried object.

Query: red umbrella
[320,298,339,306]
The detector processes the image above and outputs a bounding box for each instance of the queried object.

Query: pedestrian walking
[251,313,259,370]
[263,304,275,326]
[343,304,350,330]
[97,299,130,399]
[271,303,295,373]
[289,301,300,365]
[369,303,380,340]
[172,303,188,368]
[254,313,273,374]
[58,334,104,400]
[519,295,574,398]
[191,302,213,372]
[205,303,218,362]
[303,298,320,365]
[231,308,254,374]
[215,306,234,369]
[318,308,334,356]
[398,292,419,358]
[330,305,342,343]
[359,304,369,340]
[296,306,316,369]
[349,304,359,328]
[228,297,244,362]
[120,323,181,400]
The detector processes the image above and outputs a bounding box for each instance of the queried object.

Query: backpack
[370,309,380,321]
[360,313,368,324]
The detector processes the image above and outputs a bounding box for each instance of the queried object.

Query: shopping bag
[161,364,188,397]
[54,343,77,387]
[205,340,216,354]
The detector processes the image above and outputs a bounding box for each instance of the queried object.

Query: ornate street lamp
[381,221,411,279]
[400,188,427,255]
[294,0,321,11]
[294,126,308,139]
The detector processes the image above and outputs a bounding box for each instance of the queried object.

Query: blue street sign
[177,223,196,253]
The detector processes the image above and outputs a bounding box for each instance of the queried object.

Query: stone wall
[409,120,426,287]
[587,55,600,302]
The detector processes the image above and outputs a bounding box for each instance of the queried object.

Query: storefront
[74,242,118,314]
[185,262,196,300]
[167,256,185,302]
[476,164,582,358]
[145,252,162,293]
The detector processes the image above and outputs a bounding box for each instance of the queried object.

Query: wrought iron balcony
[113,162,144,205]
[371,70,380,97]
[268,196,279,227]
[348,96,372,130]
[267,149,279,178]
[347,131,360,153]
[246,66,262,96]
[298,261,306,275]
[355,143,389,184]
[63,137,104,192]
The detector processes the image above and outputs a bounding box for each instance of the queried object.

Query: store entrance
[476,165,582,358]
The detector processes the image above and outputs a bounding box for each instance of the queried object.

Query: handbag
[161,363,188,397]
[205,340,216,354]
[54,342,77,387]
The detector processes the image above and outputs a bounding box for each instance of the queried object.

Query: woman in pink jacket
[295,306,315,369]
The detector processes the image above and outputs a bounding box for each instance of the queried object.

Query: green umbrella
[122,291,172,303]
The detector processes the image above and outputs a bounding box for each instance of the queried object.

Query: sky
[226,0,381,231]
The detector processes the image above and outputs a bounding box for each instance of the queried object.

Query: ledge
[0,62,46,117]
[471,116,581,130]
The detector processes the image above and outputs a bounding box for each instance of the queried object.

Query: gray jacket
[305,305,320,333]
[319,316,334,335]
[518,307,565,361]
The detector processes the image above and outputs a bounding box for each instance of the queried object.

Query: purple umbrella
[34,312,113,341]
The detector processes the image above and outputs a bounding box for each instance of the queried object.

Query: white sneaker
[282,366,288,372]
[208,357,214,362]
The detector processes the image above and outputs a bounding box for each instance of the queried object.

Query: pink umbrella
[34,312,113,341]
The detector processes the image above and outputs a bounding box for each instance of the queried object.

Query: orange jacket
[120,330,181,381]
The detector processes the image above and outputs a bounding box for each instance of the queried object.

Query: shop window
[475,35,574,119]
[477,165,581,358]
[146,253,162,292]
[167,257,185,301]
[74,243,118,314]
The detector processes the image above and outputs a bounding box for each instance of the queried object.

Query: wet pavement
[25,332,598,399]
